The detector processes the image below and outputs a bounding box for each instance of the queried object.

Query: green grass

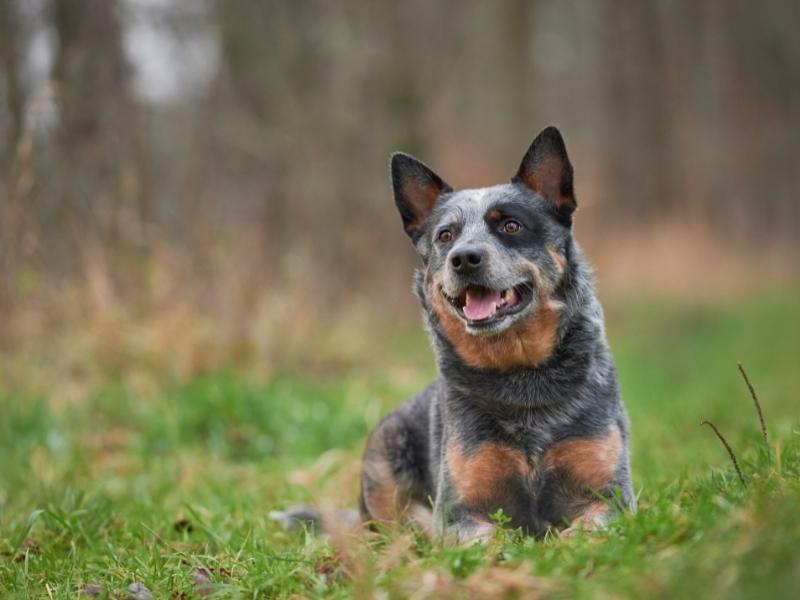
[1,289,799,598]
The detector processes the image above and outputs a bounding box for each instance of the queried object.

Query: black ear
[512,126,576,224]
[391,152,452,240]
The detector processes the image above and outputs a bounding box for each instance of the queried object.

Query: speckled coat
[358,127,634,542]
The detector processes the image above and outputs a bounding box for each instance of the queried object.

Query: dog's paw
[558,524,581,539]
[455,520,496,546]
[559,504,610,539]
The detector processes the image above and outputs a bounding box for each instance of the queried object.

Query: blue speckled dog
[357,126,634,542]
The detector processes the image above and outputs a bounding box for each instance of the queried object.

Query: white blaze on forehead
[452,183,517,215]
[439,184,516,246]
[447,187,497,238]
[460,188,489,202]
[456,187,501,211]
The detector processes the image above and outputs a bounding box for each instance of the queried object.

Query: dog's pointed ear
[391,152,452,240]
[512,126,576,224]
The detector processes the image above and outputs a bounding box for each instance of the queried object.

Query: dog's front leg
[434,439,532,544]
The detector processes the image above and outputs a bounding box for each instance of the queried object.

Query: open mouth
[443,283,533,327]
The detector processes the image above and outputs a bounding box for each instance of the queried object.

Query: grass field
[1,288,799,598]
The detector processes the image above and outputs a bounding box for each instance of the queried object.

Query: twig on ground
[737,361,768,445]
[701,420,746,486]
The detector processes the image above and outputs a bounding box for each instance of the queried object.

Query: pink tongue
[463,288,503,321]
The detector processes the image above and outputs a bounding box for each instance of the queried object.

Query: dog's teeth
[497,288,512,308]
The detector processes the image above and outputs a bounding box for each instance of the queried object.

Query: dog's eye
[438,229,453,243]
[502,220,522,234]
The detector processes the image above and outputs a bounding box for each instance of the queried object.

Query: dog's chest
[497,406,561,456]
[444,405,623,533]
[445,420,556,501]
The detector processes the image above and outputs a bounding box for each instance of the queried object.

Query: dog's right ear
[391,152,452,241]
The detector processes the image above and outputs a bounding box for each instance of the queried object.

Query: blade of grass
[700,420,746,486]
[737,361,768,445]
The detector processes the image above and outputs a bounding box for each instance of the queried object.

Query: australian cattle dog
[279,127,634,543]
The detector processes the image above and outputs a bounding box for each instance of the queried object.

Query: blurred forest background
[1,0,798,375]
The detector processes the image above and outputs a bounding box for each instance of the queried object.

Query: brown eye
[502,220,522,234]
[438,229,453,243]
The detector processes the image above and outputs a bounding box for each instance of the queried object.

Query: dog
[276,126,634,543]
[358,126,634,542]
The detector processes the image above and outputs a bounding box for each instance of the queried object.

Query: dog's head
[391,126,577,370]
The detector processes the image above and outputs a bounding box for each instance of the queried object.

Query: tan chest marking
[543,425,623,489]
[446,442,530,505]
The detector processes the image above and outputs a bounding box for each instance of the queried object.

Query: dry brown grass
[1,215,796,401]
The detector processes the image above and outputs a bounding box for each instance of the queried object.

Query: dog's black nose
[450,246,486,274]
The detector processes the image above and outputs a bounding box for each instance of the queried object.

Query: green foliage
[1,290,798,598]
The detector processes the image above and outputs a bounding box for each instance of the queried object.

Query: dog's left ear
[512,126,576,225]
[391,152,453,241]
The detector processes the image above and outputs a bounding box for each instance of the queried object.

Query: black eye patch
[483,201,541,234]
